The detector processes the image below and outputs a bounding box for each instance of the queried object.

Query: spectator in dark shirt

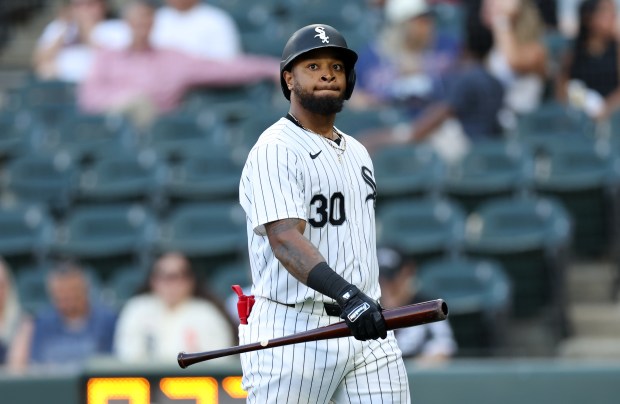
[361,14,503,162]
[556,0,620,120]
[8,260,116,370]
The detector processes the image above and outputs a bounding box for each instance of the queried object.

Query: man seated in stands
[77,0,279,128]
[8,260,117,370]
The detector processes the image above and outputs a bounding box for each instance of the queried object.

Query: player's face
[286,49,347,115]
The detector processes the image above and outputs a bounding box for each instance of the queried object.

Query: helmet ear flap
[345,68,356,100]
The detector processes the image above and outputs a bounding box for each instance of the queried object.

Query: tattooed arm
[265,218,324,284]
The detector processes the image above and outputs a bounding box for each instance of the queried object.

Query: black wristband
[306,262,353,303]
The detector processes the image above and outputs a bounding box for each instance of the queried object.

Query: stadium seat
[156,202,246,272]
[3,153,78,215]
[0,114,33,160]
[181,81,276,125]
[464,195,572,318]
[77,151,166,208]
[377,197,466,266]
[443,140,533,212]
[164,150,242,203]
[143,114,220,162]
[373,144,444,202]
[0,203,53,272]
[533,139,619,257]
[104,265,148,309]
[417,256,511,356]
[209,259,252,302]
[335,107,406,138]
[19,80,77,131]
[51,204,156,277]
[516,101,592,138]
[45,113,132,164]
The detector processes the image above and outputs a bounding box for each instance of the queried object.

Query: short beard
[292,82,345,115]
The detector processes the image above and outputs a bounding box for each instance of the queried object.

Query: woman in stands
[113,252,235,363]
[556,0,620,121]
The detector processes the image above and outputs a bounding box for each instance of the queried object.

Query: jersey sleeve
[240,143,307,236]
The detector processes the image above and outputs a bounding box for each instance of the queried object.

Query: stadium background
[0,0,619,403]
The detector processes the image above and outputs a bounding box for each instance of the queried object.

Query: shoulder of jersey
[252,118,299,149]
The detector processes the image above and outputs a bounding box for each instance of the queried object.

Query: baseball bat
[177,299,448,369]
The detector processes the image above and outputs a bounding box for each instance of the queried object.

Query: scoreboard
[83,361,247,404]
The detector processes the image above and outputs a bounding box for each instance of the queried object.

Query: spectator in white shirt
[113,252,236,364]
[151,0,242,60]
[33,0,130,82]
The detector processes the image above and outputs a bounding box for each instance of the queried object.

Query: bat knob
[177,352,188,369]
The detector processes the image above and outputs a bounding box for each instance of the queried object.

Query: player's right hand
[336,286,387,341]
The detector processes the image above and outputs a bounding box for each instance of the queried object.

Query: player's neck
[288,107,336,139]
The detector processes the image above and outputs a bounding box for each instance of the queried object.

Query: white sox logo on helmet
[314,26,329,43]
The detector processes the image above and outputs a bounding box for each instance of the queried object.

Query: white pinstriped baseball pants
[239,297,411,404]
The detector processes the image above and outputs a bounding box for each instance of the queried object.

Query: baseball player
[238,24,411,403]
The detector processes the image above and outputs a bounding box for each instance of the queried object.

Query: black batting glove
[336,286,387,341]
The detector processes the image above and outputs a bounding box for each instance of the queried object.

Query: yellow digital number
[222,376,247,399]
[87,377,150,404]
[160,377,219,404]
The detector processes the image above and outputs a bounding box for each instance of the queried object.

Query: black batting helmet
[280,24,358,101]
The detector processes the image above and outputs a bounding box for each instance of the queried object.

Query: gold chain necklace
[290,113,346,163]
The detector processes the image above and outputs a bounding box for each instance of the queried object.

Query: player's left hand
[336,286,387,341]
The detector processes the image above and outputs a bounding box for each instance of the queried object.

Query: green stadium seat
[156,202,246,272]
[104,265,148,309]
[51,204,156,277]
[164,150,242,203]
[373,144,444,201]
[0,115,33,160]
[3,153,78,214]
[464,195,572,318]
[443,140,533,212]
[0,203,53,272]
[77,151,165,208]
[45,113,132,164]
[516,101,592,138]
[533,139,619,257]
[19,80,77,130]
[417,256,511,356]
[335,107,406,138]
[377,197,466,266]
[143,114,220,162]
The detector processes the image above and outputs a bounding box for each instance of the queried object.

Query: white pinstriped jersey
[239,117,381,305]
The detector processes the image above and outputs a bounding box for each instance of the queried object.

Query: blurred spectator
[8,260,117,370]
[556,0,620,121]
[78,0,279,128]
[152,0,242,60]
[33,0,130,82]
[481,0,547,125]
[377,247,457,362]
[360,16,503,163]
[113,253,235,363]
[0,259,24,365]
[351,0,461,115]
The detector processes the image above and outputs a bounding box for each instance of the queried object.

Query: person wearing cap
[238,23,411,403]
[377,247,457,362]
[351,0,461,114]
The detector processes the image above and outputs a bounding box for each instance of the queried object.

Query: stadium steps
[558,260,620,359]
